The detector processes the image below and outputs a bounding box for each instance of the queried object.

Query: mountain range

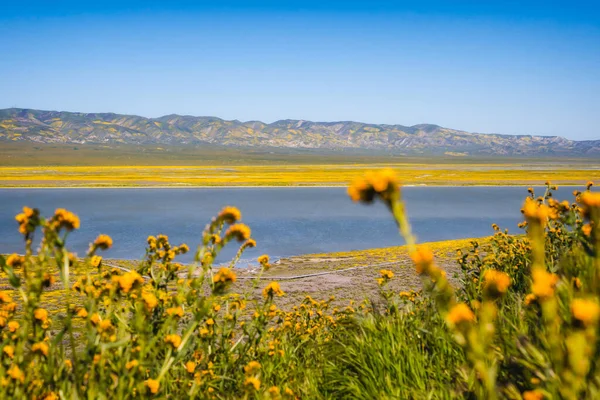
[1,108,598,156]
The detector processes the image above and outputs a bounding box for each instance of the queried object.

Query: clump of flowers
[348,168,399,206]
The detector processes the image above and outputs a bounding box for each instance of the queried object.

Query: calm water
[0,187,571,265]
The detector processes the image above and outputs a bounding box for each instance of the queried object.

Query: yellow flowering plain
[1,163,599,187]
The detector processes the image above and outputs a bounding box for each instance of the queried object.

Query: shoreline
[0,183,588,189]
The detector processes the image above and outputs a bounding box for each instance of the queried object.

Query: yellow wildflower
[523,390,544,400]
[147,236,157,250]
[258,254,270,265]
[531,268,559,300]
[411,246,434,275]
[522,197,550,226]
[165,334,182,349]
[582,224,592,237]
[3,345,14,358]
[8,320,19,333]
[142,292,158,310]
[225,223,252,242]
[244,376,261,391]
[268,386,281,398]
[213,268,237,284]
[244,361,261,375]
[263,282,285,298]
[15,206,39,235]
[0,291,13,303]
[34,308,49,322]
[447,303,475,325]
[185,361,196,373]
[44,392,59,400]
[125,360,139,370]
[524,294,537,306]
[91,255,102,268]
[53,208,80,231]
[348,169,398,203]
[379,269,394,279]
[580,191,600,207]
[93,234,113,250]
[483,269,511,295]
[347,176,369,202]
[6,254,24,268]
[571,298,600,326]
[145,378,160,394]
[8,365,25,382]
[32,342,49,356]
[118,271,144,293]
[166,306,185,318]
[218,206,242,224]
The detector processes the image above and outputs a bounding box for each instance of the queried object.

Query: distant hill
[1,108,598,156]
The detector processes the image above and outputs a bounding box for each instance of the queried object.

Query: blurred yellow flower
[166,306,185,318]
[411,246,434,275]
[571,298,600,326]
[447,303,475,325]
[483,269,511,295]
[580,191,600,208]
[142,292,158,310]
[379,269,394,280]
[118,271,144,293]
[3,345,14,359]
[244,376,261,391]
[185,361,196,373]
[523,389,544,400]
[263,282,285,298]
[213,268,237,284]
[244,361,261,375]
[34,308,49,322]
[91,255,102,268]
[524,294,537,306]
[218,206,242,223]
[531,268,559,300]
[522,198,550,226]
[347,169,398,203]
[225,223,252,242]
[93,234,113,250]
[6,254,24,268]
[8,365,25,382]
[53,208,81,231]
[165,334,182,349]
[7,320,19,333]
[32,342,49,356]
[145,378,160,394]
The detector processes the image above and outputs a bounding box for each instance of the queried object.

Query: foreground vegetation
[0,143,598,187]
[0,171,599,399]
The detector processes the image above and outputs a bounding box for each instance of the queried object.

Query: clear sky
[1,1,599,139]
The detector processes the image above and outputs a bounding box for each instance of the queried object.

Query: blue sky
[1,1,599,139]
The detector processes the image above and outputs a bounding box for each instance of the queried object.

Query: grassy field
[0,142,598,187]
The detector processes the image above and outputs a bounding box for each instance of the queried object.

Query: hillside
[1,108,598,156]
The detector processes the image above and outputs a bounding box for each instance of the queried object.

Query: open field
[0,143,598,187]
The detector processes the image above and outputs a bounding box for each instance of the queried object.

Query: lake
[0,186,574,265]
